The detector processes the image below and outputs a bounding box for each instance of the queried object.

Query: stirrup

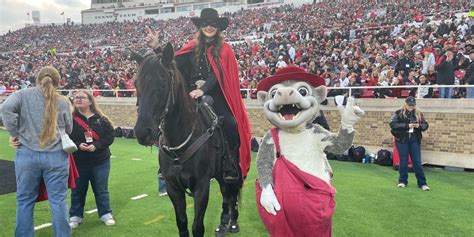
[223,169,239,182]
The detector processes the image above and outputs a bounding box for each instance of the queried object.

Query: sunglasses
[200,21,218,28]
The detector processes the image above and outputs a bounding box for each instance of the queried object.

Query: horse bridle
[157,65,198,152]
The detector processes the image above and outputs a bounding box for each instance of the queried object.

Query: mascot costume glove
[338,97,365,133]
[260,184,281,216]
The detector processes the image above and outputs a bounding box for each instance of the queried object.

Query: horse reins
[154,64,219,197]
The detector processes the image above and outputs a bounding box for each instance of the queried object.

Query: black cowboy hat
[191,8,229,31]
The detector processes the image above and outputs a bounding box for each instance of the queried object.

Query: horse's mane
[136,53,197,127]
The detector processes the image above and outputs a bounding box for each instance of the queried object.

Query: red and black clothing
[69,112,115,168]
[171,40,252,180]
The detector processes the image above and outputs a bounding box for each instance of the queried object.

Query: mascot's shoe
[215,224,228,237]
[228,221,240,233]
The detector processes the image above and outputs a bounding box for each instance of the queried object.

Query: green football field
[0,129,473,237]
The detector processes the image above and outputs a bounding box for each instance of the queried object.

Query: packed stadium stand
[0,0,473,99]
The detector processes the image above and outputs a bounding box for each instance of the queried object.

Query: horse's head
[133,43,175,146]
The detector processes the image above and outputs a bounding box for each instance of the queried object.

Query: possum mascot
[255,66,365,237]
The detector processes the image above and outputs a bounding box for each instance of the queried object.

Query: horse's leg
[215,181,231,236]
[192,180,210,237]
[167,183,189,237]
[228,181,242,234]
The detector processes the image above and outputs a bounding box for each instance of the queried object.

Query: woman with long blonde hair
[68,89,116,228]
[2,66,73,237]
[389,96,430,191]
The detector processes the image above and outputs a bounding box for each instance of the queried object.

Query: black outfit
[389,109,429,187]
[70,112,115,168]
[395,57,415,76]
[312,110,330,131]
[465,61,474,85]
[389,109,428,143]
[435,55,455,85]
[174,48,240,151]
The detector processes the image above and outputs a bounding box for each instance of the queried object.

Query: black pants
[211,92,240,151]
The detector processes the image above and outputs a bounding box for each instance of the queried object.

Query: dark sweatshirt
[70,112,114,168]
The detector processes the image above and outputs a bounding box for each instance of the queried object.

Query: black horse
[133,43,242,237]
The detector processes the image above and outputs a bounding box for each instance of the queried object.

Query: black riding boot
[223,146,240,182]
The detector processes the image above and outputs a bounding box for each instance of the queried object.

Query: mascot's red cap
[256,66,325,92]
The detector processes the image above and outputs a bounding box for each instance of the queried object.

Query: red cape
[176,40,252,180]
[37,154,79,202]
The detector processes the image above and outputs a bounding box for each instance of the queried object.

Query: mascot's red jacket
[176,40,252,180]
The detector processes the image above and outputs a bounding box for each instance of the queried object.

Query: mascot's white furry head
[256,66,327,129]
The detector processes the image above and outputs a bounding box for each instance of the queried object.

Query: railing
[1,85,474,99]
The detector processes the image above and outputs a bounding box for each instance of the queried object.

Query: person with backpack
[389,96,430,191]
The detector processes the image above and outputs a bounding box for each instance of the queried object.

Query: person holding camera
[389,96,430,191]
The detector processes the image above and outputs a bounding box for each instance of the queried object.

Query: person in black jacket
[465,50,474,99]
[394,51,415,80]
[435,48,455,98]
[69,90,116,228]
[390,96,430,191]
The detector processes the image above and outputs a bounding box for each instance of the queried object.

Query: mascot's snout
[273,88,300,105]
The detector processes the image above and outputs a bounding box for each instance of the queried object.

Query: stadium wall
[1,97,472,168]
[21,97,467,169]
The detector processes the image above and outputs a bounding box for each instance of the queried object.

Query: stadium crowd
[1,0,473,98]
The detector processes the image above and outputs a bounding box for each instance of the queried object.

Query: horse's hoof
[228,222,240,233]
[215,224,228,237]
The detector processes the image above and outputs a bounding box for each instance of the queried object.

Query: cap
[405,96,416,106]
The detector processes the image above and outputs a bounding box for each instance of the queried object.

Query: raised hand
[338,97,364,130]
[145,26,159,49]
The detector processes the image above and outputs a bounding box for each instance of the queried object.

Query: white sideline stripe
[85,209,98,214]
[34,223,52,230]
[131,194,148,200]
[131,158,142,161]
[111,156,116,158]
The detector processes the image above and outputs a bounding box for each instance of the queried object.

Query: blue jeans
[70,159,112,218]
[15,146,70,237]
[395,137,427,187]
[467,87,474,99]
[439,87,452,98]
[158,171,167,194]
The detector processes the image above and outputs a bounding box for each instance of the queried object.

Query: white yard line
[130,194,148,200]
[85,209,98,214]
[131,158,142,161]
[34,223,52,231]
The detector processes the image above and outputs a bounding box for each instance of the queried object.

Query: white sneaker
[421,185,430,191]
[69,216,83,229]
[397,183,406,188]
[100,213,116,226]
